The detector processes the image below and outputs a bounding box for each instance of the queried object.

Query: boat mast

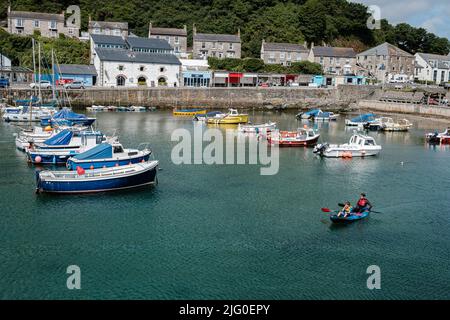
[38,41,42,104]
[51,48,56,102]
[32,38,37,97]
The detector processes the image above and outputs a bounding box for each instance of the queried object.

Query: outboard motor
[313,143,328,155]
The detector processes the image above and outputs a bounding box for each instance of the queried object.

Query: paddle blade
[321,208,332,213]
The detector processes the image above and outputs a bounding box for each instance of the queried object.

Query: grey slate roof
[96,49,181,65]
[91,34,127,46]
[313,46,356,58]
[126,37,172,50]
[89,21,128,30]
[58,64,97,75]
[150,27,187,36]
[263,42,308,52]
[8,10,64,22]
[358,42,413,57]
[194,33,241,43]
[417,52,450,69]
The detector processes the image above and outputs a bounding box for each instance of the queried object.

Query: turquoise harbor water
[1,109,450,299]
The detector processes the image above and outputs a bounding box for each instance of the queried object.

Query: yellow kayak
[173,108,207,116]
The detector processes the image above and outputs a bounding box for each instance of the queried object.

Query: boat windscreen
[351,113,376,122]
[43,129,73,145]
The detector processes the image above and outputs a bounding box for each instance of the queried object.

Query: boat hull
[36,162,158,194]
[330,211,370,224]
[268,135,319,147]
[173,109,207,116]
[207,115,249,124]
[66,153,151,170]
[319,148,381,158]
[28,151,78,164]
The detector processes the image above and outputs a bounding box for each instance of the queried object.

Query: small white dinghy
[238,122,277,133]
[313,133,382,158]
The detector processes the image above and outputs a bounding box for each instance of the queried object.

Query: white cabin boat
[313,133,382,158]
[238,122,277,133]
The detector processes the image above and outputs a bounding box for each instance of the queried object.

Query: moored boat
[27,129,110,165]
[193,111,225,122]
[129,106,147,112]
[426,128,450,144]
[314,111,339,121]
[296,109,321,120]
[345,113,377,126]
[66,143,151,170]
[35,161,159,194]
[313,133,382,158]
[268,127,320,147]
[41,107,96,127]
[238,122,277,133]
[380,118,412,132]
[173,108,207,116]
[206,109,248,124]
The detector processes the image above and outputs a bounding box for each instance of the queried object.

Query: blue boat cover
[351,113,376,122]
[305,109,321,116]
[52,108,88,120]
[43,129,73,146]
[72,143,113,160]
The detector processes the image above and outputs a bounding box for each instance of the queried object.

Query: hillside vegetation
[1,0,449,66]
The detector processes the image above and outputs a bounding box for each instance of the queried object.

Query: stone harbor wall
[1,85,379,111]
[358,100,450,119]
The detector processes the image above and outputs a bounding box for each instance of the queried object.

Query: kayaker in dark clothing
[354,193,372,213]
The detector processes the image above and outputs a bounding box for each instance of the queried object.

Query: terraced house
[192,26,241,59]
[6,6,79,38]
[260,40,309,66]
[88,19,128,37]
[308,46,357,75]
[414,52,450,85]
[356,42,415,83]
[148,23,188,56]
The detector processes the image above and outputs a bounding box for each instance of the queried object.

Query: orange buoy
[90,165,94,170]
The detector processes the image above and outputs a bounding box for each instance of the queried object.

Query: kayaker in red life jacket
[354,193,372,213]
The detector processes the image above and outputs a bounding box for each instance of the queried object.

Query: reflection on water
[1,109,450,300]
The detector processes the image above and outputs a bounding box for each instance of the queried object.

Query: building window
[116,76,126,86]
[68,28,74,35]
[287,53,291,60]
[16,19,24,27]
[175,36,179,44]
[160,67,166,73]
[280,53,285,60]
[118,65,124,71]
[139,66,145,72]
[49,20,57,30]
[104,28,110,35]
[33,20,40,28]
[93,28,100,34]
[229,43,233,50]
[201,42,206,49]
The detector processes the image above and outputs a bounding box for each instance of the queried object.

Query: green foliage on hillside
[0,29,90,68]
[208,57,323,74]
[1,0,449,65]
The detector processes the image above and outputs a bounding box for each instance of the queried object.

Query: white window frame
[16,19,24,27]
[33,20,40,28]
[49,20,57,30]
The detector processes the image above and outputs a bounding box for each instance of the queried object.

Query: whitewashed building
[93,48,181,87]
[415,52,450,85]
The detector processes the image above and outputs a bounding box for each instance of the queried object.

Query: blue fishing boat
[35,161,159,194]
[40,108,96,127]
[345,113,377,126]
[66,143,152,170]
[27,129,108,165]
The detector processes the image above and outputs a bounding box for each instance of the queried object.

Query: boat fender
[35,156,42,164]
[90,165,94,170]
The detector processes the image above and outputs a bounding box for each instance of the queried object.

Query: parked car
[64,81,85,90]
[259,82,270,88]
[0,77,10,88]
[30,80,52,89]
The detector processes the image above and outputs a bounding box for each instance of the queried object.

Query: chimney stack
[237,28,241,37]
[148,21,152,37]
[183,25,187,32]
[192,23,197,36]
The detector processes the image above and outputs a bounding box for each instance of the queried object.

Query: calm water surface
[1,109,449,299]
